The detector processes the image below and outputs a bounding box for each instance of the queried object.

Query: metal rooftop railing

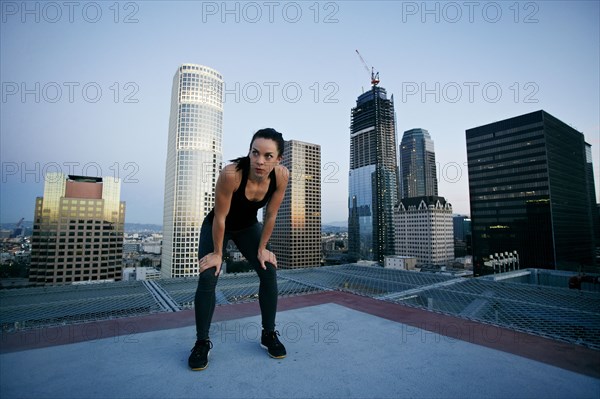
[1,265,599,350]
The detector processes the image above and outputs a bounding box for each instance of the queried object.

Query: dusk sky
[1,1,599,225]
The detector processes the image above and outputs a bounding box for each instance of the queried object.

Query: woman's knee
[196,269,219,290]
[257,262,277,280]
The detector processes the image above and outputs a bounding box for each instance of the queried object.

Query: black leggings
[194,218,278,340]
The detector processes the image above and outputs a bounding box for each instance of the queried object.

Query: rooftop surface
[1,265,599,398]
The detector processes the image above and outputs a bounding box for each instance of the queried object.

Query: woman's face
[248,138,281,179]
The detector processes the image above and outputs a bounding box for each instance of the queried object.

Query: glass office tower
[400,128,438,198]
[348,86,399,263]
[466,110,597,275]
[162,64,223,278]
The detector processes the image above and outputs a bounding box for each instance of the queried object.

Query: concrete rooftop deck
[1,291,599,399]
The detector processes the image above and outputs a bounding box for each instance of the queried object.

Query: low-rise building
[384,255,418,270]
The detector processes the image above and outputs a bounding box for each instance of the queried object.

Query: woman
[189,128,289,371]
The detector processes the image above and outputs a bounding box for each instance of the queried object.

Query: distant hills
[1,221,33,230]
[322,221,347,233]
[2,221,346,234]
[124,221,347,233]
[125,223,162,233]
[325,220,347,228]
[1,221,162,234]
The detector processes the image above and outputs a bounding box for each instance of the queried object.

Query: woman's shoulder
[222,163,239,173]
[273,164,289,185]
[274,164,289,174]
[219,164,243,187]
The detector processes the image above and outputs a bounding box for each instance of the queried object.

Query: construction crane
[355,49,380,86]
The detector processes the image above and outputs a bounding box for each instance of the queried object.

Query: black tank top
[206,161,277,231]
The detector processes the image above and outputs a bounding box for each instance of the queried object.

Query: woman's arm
[199,164,238,275]
[258,165,290,269]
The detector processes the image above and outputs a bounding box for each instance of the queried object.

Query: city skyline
[1,2,599,225]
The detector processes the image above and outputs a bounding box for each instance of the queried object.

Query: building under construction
[348,57,399,263]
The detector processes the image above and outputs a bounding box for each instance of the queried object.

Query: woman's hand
[198,252,223,276]
[257,248,277,270]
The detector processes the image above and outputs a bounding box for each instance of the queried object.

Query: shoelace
[191,340,213,355]
[267,331,283,347]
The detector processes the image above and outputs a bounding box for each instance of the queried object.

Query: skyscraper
[269,140,322,268]
[399,128,438,199]
[162,64,223,278]
[395,129,452,266]
[29,173,125,286]
[348,85,399,263]
[466,110,597,275]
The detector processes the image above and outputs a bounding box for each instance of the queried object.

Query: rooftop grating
[1,265,599,350]
[0,280,162,330]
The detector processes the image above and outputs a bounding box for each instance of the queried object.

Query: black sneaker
[260,330,286,359]
[188,339,213,371]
